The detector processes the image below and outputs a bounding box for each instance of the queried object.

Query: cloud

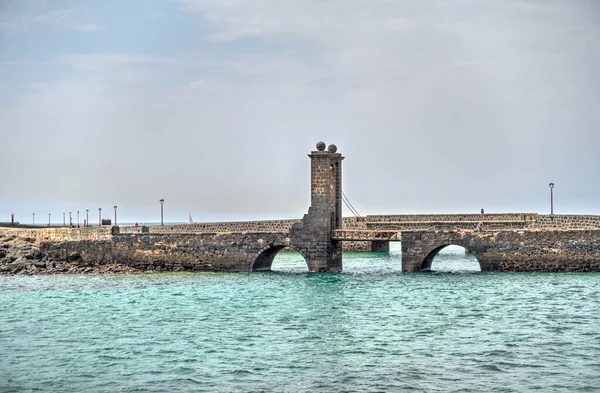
[0,7,75,33]
[1,0,599,221]
[0,2,105,34]
[177,0,420,43]
[73,23,106,33]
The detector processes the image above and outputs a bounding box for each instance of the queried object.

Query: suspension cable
[342,191,362,218]
[342,196,359,217]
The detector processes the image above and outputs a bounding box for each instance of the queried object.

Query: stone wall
[126,214,600,240]
[146,220,299,234]
[531,215,600,230]
[366,221,529,232]
[116,226,149,234]
[139,214,600,238]
[366,213,536,223]
[0,227,113,243]
[112,232,293,272]
[401,229,600,273]
[31,231,296,273]
[341,241,371,252]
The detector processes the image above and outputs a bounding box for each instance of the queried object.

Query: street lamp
[86,209,89,227]
[98,208,102,226]
[63,212,65,226]
[77,210,79,228]
[69,212,72,227]
[32,213,35,226]
[159,199,164,226]
[549,183,554,215]
[48,213,51,227]
[114,206,117,226]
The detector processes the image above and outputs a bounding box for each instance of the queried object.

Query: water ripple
[1,250,599,392]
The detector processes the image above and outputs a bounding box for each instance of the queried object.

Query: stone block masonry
[401,229,600,272]
[12,230,295,273]
[0,227,113,242]
[146,219,299,234]
[289,142,344,272]
[111,232,294,272]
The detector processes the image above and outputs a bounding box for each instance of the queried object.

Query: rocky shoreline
[0,235,142,276]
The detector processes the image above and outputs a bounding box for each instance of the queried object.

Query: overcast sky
[1,0,599,224]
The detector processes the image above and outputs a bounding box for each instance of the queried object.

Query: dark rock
[68,252,82,262]
[33,260,46,268]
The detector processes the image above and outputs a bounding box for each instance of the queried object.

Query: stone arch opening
[422,244,481,272]
[250,244,309,272]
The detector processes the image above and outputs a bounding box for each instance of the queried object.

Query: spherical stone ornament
[316,141,326,151]
[327,144,337,153]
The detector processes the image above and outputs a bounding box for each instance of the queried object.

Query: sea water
[1,245,599,392]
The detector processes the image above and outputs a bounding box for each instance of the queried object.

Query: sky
[1,0,599,224]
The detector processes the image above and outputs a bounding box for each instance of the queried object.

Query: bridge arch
[422,244,481,272]
[250,243,310,272]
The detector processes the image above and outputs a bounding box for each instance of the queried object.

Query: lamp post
[549,183,554,215]
[86,209,89,227]
[98,208,102,226]
[32,213,35,226]
[63,213,65,227]
[48,213,51,227]
[69,212,72,227]
[159,199,164,226]
[114,206,117,226]
[77,210,79,228]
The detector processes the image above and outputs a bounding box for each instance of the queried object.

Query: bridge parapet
[365,213,536,223]
[366,220,529,232]
[532,215,600,230]
[147,219,299,234]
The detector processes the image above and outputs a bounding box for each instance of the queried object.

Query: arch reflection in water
[427,245,481,272]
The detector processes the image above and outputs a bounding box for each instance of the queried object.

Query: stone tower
[290,141,344,272]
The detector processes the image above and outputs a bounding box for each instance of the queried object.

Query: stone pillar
[371,241,390,252]
[290,142,344,272]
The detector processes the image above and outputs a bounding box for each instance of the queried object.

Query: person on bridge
[475,222,484,231]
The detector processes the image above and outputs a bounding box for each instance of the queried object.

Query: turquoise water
[1,246,599,392]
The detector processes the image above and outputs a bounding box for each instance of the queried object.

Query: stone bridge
[400,229,600,272]
[3,141,600,273]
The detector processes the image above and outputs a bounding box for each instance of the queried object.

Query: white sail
[188,213,194,224]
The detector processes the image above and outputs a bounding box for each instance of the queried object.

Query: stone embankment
[0,234,140,275]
